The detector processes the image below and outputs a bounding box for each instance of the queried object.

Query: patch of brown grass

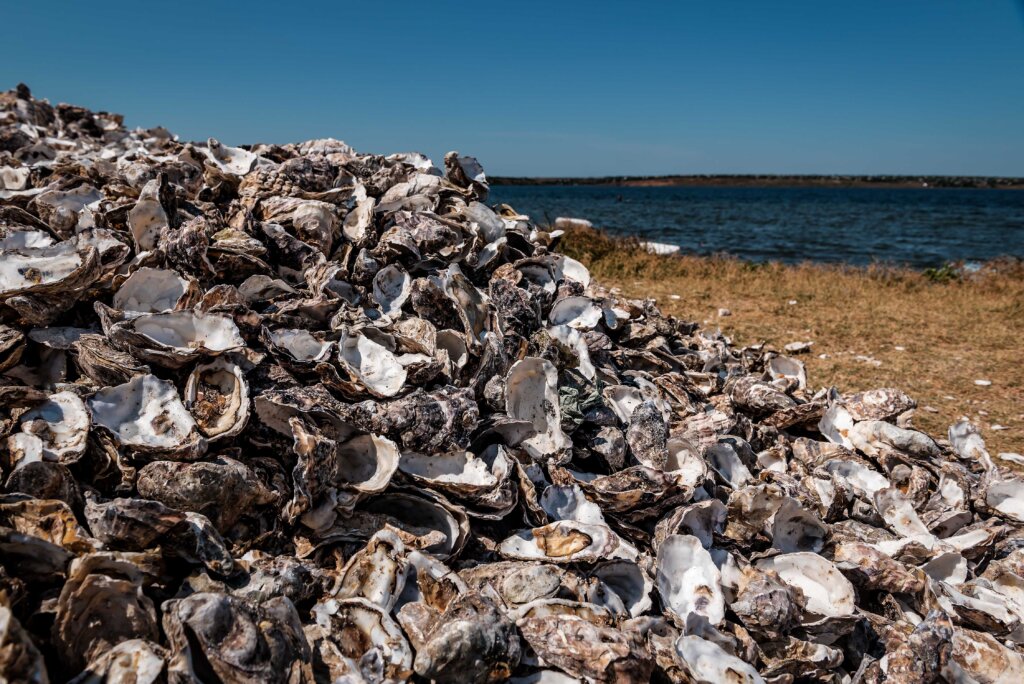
[558,227,1024,455]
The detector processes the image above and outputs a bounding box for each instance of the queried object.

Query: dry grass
[558,227,1024,455]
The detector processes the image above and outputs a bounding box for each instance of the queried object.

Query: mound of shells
[1,83,1023,683]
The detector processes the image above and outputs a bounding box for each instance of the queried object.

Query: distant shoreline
[490,174,1024,189]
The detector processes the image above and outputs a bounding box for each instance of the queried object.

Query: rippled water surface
[489,185,1024,267]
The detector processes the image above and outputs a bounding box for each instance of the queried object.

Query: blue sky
[4,1,1023,176]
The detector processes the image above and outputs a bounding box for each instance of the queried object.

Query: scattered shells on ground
[1,84,1023,683]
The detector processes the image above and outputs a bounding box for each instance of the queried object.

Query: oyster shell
[499,520,628,563]
[88,374,206,459]
[755,553,856,623]
[338,329,407,397]
[163,592,311,683]
[656,534,725,626]
[519,615,654,683]
[505,357,571,460]
[107,309,244,368]
[6,389,89,465]
[113,267,199,313]
[674,635,763,684]
[311,597,413,681]
[184,356,250,440]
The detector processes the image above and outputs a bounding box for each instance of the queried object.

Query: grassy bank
[557,227,1024,456]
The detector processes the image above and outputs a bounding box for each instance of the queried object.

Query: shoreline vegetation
[555,226,1024,456]
[493,174,1024,189]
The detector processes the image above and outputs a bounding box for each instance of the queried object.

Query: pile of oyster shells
[1,83,1023,683]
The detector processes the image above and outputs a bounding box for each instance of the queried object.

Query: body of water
[488,185,1024,267]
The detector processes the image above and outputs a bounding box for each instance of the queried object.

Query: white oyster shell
[337,433,400,494]
[113,267,196,313]
[675,635,764,684]
[373,264,411,316]
[127,178,169,251]
[268,328,333,362]
[505,357,571,460]
[818,403,855,448]
[88,374,203,455]
[0,236,88,296]
[338,331,407,397]
[499,521,627,563]
[333,530,408,612]
[548,296,602,330]
[767,355,806,390]
[6,390,90,464]
[755,553,855,622]
[312,597,412,680]
[656,534,725,626]
[130,311,244,356]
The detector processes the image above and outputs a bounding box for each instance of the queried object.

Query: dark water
[489,185,1024,267]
